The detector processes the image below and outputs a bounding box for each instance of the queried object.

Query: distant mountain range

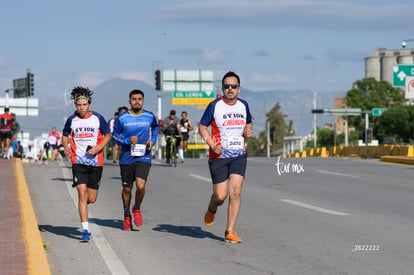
[17,79,346,139]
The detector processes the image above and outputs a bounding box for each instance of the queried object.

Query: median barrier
[378,144,392,156]
[380,156,414,165]
[282,145,414,164]
[390,145,413,157]
[309,148,314,157]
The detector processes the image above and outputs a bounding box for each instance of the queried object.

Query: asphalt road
[24,157,414,275]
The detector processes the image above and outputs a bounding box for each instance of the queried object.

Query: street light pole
[153,60,164,160]
[313,91,317,148]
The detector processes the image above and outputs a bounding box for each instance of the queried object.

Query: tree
[245,136,264,156]
[306,127,360,149]
[318,127,334,147]
[376,105,414,143]
[267,102,292,154]
[245,102,293,156]
[345,78,404,133]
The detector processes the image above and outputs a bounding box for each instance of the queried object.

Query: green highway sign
[172,91,215,105]
[372,108,387,116]
[173,91,214,98]
[323,108,361,116]
[392,64,414,87]
[13,77,26,89]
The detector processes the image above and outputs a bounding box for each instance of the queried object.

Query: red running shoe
[123,216,132,231]
[132,208,143,227]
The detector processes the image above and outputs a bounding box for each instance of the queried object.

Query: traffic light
[311,109,324,114]
[26,72,34,96]
[364,128,373,144]
[158,119,163,134]
[13,88,26,98]
[155,70,161,91]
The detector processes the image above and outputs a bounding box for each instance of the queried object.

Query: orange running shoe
[123,217,132,231]
[225,230,242,243]
[132,208,143,227]
[204,208,215,227]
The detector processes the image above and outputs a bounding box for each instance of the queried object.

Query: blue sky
[1,0,414,97]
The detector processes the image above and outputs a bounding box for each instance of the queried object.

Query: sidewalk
[0,159,50,275]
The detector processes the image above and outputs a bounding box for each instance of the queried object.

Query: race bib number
[131,144,146,157]
[227,136,244,150]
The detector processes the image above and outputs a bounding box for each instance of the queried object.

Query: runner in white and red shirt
[199,71,253,244]
[62,86,111,242]
[38,127,61,164]
[0,107,16,159]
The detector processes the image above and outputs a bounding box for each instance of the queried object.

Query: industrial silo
[380,56,397,84]
[365,56,380,80]
[398,55,414,65]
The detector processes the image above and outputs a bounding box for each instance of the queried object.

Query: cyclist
[162,109,181,164]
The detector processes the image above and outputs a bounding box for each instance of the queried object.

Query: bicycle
[165,135,180,167]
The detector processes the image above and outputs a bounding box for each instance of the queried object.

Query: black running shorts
[0,131,12,139]
[181,132,189,141]
[72,164,103,190]
[120,162,151,187]
[208,154,247,184]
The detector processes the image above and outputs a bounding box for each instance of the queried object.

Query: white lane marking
[315,170,359,178]
[279,199,350,216]
[247,158,264,162]
[189,174,211,182]
[59,161,130,275]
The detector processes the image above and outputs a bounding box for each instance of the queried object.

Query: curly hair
[71,86,93,104]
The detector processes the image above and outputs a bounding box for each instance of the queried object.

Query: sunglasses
[223,84,239,89]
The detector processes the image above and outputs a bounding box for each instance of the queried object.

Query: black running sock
[124,208,131,217]
[133,202,141,211]
[208,206,216,214]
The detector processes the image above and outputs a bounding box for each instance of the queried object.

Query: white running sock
[179,149,184,160]
[81,222,89,232]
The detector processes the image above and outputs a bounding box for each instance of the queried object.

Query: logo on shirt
[74,126,95,138]
[222,112,245,126]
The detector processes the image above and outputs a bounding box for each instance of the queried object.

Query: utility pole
[312,64,317,148]
[313,91,317,148]
[154,61,163,160]
[266,120,270,157]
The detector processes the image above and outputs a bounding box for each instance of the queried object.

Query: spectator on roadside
[13,141,23,158]
[107,111,119,163]
[25,145,35,162]
[0,107,16,159]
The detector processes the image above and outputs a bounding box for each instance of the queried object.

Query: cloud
[150,0,414,31]
[323,47,367,63]
[116,71,149,82]
[253,50,271,57]
[75,71,153,88]
[303,54,316,61]
[249,73,295,85]
[169,48,227,63]
[198,48,227,63]
[76,72,108,88]
[0,57,8,67]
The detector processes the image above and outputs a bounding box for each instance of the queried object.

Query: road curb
[15,159,51,275]
[380,156,414,165]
